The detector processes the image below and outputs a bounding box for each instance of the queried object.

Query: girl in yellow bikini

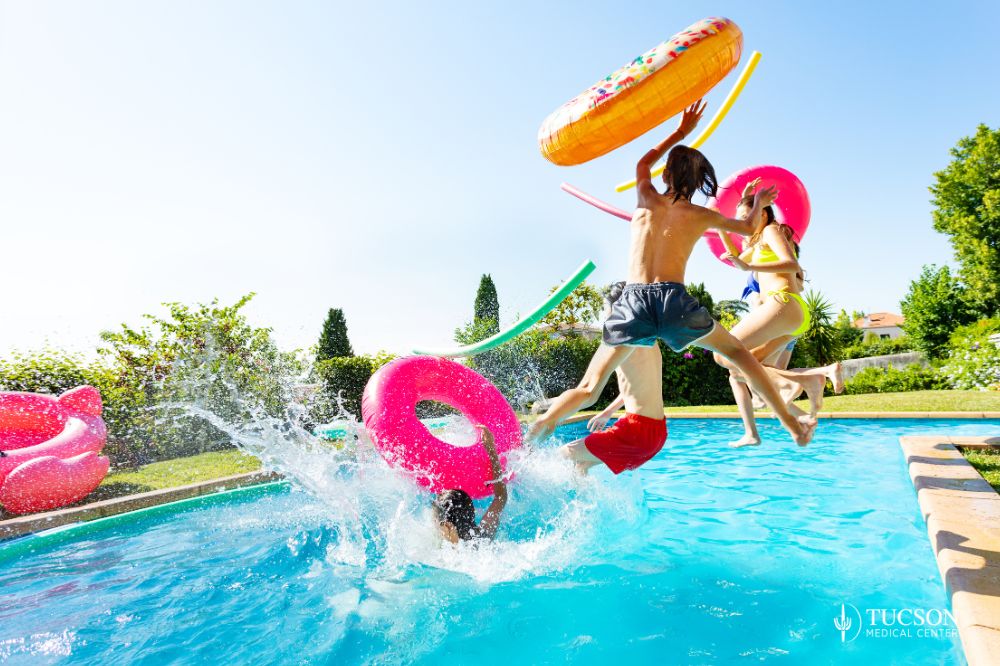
[715,179,844,447]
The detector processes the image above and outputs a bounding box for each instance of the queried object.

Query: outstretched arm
[587,393,626,432]
[635,100,706,200]
[477,426,507,540]
[710,185,778,236]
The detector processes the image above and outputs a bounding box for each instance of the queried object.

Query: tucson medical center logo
[834,603,957,643]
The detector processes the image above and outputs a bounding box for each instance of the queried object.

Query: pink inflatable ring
[361,356,522,499]
[704,165,812,265]
[0,386,110,515]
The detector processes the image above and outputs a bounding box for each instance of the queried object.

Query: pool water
[2,418,996,665]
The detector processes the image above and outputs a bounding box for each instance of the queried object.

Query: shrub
[0,349,151,466]
[313,356,376,420]
[844,364,946,394]
[842,336,914,359]
[940,318,1000,390]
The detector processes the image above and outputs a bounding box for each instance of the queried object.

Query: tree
[900,265,975,357]
[474,274,500,335]
[538,282,604,334]
[686,283,715,316]
[792,290,840,366]
[930,124,1000,315]
[316,308,354,362]
[832,309,864,349]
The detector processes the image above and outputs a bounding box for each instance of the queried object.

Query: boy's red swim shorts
[584,413,667,474]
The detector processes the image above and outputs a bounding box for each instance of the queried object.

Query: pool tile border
[563,411,1000,425]
[0,470,280,542]
[900,435,1000,666]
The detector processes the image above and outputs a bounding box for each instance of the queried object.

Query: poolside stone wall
[841,352,928,381]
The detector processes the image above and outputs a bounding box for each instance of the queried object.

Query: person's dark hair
[604,281,626,306]
[663,146,718,202]
[739,194,775,226]
[433,489,476,540]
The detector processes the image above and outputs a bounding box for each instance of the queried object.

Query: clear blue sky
[2,1,999,356]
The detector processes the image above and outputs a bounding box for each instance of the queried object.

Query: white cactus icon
[834,604,852,642]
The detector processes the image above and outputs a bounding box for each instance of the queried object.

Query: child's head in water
[433,489,477,543]
[430,424,508,544]
[663,145,718,202]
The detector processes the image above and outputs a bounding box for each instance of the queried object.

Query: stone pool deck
[0,470,280,541]
[900,435,1000,666]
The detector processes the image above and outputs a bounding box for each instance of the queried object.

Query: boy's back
[628,196,718,285]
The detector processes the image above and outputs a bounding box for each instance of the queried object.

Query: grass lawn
[0,449,263,520]
[964,448,1000,492]
[89,449,262,502]
[660,390,1000,414]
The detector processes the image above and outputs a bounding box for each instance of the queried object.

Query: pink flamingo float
[0,385,110,515]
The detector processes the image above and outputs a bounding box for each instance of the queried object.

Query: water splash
[156,338,647,586]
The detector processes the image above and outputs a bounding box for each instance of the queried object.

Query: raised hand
[677,99,706,137]
[741,177,762,199]
[755,185,779,208]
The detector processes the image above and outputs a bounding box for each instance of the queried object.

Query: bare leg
[527,344,636,442]
[699,324,813,445]
[728,374,761,448]
[560,438,602,475]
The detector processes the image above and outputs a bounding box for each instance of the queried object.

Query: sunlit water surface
[2,418,997,665]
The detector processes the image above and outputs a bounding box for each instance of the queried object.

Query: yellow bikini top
[752,242,799,264]
[752,244,780,264]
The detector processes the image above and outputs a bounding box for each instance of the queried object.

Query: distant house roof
[852,312,904,329]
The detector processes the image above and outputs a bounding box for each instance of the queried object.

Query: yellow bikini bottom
[766,288,810,337]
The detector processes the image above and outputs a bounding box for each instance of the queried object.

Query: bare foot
[825,362,845,394]
[793,417,817,446]
[799,374,827,418]
[729,433,761,448]
[527,417,555,443]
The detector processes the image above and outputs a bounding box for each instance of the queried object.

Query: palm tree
[716,299,750,319]
[798,290,841,365]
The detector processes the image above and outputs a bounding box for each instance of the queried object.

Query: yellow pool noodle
[614,50,761,193]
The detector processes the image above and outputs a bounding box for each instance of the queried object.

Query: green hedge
[844,364,946,394]
[842,336,914,360]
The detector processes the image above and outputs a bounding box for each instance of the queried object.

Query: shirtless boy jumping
[559,282,666,475]
[530,101,814,447]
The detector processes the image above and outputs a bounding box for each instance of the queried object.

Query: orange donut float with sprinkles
[538,17,743,166]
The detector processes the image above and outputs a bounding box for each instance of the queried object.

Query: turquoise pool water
[2,418,996,665]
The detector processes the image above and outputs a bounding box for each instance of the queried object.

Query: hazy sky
[2,1,999,357]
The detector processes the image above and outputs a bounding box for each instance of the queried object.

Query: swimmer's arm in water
[634,100,706,201]
[477,425,508,541]
[587,395,625,432]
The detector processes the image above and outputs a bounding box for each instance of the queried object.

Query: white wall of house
[862,325,904,340]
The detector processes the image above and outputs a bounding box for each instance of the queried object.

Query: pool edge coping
[0,470,282,542]
[900,434,1000,666]
[563,412,1000,424]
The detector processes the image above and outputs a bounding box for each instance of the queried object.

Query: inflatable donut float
[0,385,110,515]
[539,17,743,166]
[361,356,521,498]
[704,165,812,265]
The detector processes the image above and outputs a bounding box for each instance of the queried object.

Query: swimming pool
[1,418,995,664]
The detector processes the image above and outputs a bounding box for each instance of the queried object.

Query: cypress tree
[316,308,354,362]
[473,274,500,336]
